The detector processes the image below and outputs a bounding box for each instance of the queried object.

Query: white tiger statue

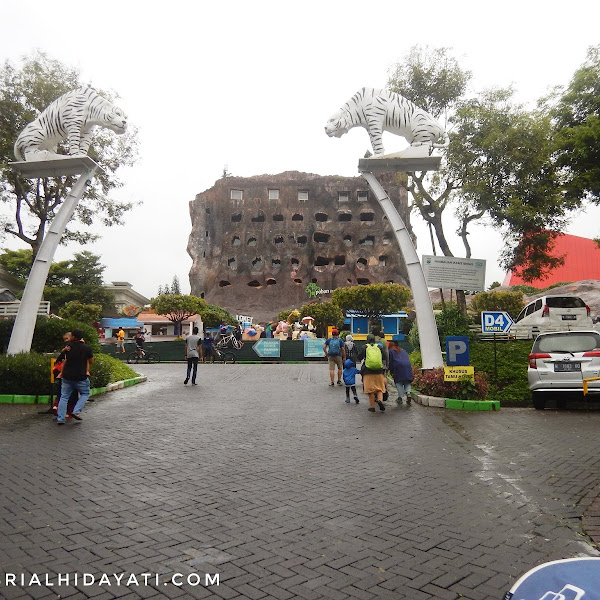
[325,87,448,156]
[14,87,127,162]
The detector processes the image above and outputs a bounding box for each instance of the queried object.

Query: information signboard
[422,255,486,291]
[304,338,326,358]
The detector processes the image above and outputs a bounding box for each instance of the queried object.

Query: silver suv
[528,330,600,409]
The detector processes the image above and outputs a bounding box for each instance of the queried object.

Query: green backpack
[365,343,383,370]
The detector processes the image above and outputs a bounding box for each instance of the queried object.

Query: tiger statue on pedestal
[14,87,127,162]
[325,87,448,156]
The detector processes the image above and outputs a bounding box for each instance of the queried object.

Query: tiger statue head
[324,109,352,139]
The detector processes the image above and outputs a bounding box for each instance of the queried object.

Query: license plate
[562,315,577,320]
[554,362,581,372]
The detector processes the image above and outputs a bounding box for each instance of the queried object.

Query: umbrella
[301,316,314,323]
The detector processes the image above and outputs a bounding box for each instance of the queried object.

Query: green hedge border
[1,376,146,404]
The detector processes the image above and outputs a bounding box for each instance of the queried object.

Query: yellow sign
[50,358,56,383]
[444,366,474,382]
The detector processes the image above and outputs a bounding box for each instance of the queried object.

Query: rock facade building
[187,171,411,322]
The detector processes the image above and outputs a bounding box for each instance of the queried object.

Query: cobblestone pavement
[1,363,599,600]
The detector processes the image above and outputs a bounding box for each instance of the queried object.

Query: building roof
[136,311,200,324]
[99,318,141,329]
[503,233,600,288]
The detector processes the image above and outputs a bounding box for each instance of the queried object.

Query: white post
[360,170,443,369]
[7,166,98,354]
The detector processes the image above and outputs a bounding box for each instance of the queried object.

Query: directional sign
[252,338,281,358]
[481,311,514,334]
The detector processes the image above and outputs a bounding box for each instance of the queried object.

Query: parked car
[528,330,600,409]
[513,295,593,339]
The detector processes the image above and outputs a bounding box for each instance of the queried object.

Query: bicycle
[127,346,160,364]
[214,347,236,364]
[215,332,243,350]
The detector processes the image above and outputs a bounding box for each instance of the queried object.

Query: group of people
[323,328,413,413]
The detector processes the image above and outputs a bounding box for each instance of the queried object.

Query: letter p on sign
[445,336,470,366]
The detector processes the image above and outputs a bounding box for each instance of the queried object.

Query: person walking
[184,326,201,385]
[323,328,346,386]
[52,331,79,418]
[358,333,386,412]
[371,327,390,401]
[388,340,414,403]
[202,333,216,363]
[56,328,94,425]
[344,334,359,364]
[116,327,126,354]
[342,359,361,404]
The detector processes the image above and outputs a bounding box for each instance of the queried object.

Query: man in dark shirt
[56,328,94,425]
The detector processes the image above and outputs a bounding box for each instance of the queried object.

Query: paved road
[1,363,599,600]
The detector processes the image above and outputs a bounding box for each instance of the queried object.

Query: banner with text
[422,255,486,291]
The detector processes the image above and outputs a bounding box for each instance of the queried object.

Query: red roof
[503,233,600,287]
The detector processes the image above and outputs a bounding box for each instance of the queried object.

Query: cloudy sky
[1,0,599,300]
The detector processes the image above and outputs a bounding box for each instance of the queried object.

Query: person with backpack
[388,340,414,403]
[358,333,386,412]
[323,329,346,386]
[344,334,359,364]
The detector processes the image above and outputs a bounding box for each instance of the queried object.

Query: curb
[412,392,500,411]
[3,375,148,405]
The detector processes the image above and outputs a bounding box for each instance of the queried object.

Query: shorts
[327,355,343,370]
[116,341,124,349]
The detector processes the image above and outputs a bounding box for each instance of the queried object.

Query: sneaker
[377,401,386,412]
[367,407,376,412]
[329,382,335,387]
[345,398,351,403]
[57,421,65,425]
[184,379,189,385]
[337,380,343,386]
[191,382,198,386]
[354,397,360,404]
[69,414,82,421]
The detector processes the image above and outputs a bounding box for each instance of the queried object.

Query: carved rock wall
[187,171,411,322]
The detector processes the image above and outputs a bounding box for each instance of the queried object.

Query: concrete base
[412,392,500,411]
[10,156,101,178]
[358,151,442,173]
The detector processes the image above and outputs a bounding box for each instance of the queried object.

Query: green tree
[150,294,205,335]
[58,300,102,324]
[551,44,600,203]
[197,303,236,328]
[0,248,115,313]
[0,51,138,257]
[331,283,411,318]
[299,302,344,338]
[447,88,572,281]
[469,290,524,320]
[171,275,181,295]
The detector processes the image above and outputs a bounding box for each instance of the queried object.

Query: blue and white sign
[252,338,280,358]
[481,311,514,334]
[304,338,326,358]
[504,557,600,600]
[445,336,470,366]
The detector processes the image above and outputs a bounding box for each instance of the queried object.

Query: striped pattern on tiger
[325,87,448,156]
[14,87,127,162]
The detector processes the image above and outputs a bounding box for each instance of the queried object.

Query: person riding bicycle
[217,323,229,345]
[135,329,145,355]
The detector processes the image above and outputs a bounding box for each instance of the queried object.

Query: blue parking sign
[445,336,469,366]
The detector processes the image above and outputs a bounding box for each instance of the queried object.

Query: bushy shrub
[435,305,471,341]
[413,367,488,400]
[0,352,52,395]
[469,290,524,320]
[92,354,139,385]
[0,317,100,354]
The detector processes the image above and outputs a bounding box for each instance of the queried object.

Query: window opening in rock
[298,190,309,201]
[219,280,231,287]
[231,213,242,222]
[357,258,367,267]
[252,257,263,268]
[292,213,304,221]
[294,278,303,284]
[311,278,318,283]
[291,257,300,265]
[379,256,387,267]
[334,255,346,265]
[266,278,277,286]
[359,235,375,246]
[268,189,280,200]
[382,234,392,245]
[273,214,284,221]
[338,192,349,202]
[247,280,261,287]
[247,237,257,246]
[338,213,352,222]
[343,235,352,246]
[315,212,328,222]
[357,278,371,285]
[232,236,241,247]
[314,256,330,266]
[360,212,375,221]
[313,232,330,243]
[230,189,243,200]
[251,213,265,223]
[274,236,284,245]
[272,259,281,267]
[227,258,237,269]
[297,236,307,245]
[357,191,368,202]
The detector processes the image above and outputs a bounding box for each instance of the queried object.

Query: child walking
[342,359,361,404]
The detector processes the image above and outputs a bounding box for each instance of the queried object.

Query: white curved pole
[360,170,443,369]
[7,166,97,354]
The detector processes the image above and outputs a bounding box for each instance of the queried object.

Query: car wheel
[532,395,546,410]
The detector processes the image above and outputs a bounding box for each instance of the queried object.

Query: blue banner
[304,338,326,358]
[252,338,281,358]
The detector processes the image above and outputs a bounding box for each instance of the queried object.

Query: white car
[513,295,593,339]
[528,330,600,409]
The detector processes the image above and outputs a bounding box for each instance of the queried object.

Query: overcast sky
[1,0,599,301]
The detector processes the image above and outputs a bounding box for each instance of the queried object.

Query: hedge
[0,353,139,395]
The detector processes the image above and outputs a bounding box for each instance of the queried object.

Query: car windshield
[536,333,600,354]
[545,297,586,308]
